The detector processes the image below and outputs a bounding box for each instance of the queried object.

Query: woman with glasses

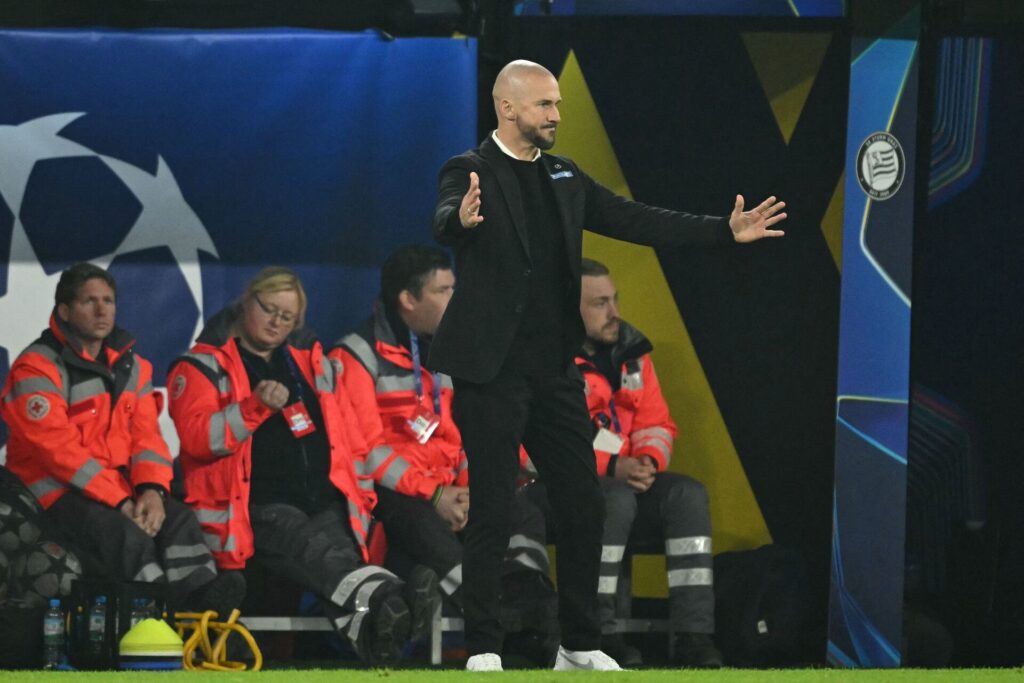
[168,266,439,665]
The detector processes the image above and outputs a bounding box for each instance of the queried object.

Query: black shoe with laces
[600,633,643,668]
[674,632,724,668]
[365,588,411,666]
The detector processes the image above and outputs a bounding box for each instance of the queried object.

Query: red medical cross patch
[26,394,50,421]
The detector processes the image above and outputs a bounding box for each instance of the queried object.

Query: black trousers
[48,491,216,605]
[453,369,604,655]
[374,485,550,608]
[248,501,402,656]
[529,473,715,634]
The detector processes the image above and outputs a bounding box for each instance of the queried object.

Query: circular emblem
[856,132,905,201]
[25,394,50,421]
[171,374,187,400]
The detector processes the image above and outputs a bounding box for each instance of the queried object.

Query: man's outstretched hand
[729,195,787,243]
[459,171,485,229]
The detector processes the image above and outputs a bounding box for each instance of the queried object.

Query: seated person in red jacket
[528,258,723,668]
[0,262,239,615]
[167,267,438,666]
[330,246,553,626]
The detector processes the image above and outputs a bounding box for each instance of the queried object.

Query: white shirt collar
[491,130,541,162]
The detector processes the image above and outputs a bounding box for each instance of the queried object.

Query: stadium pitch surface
[2,669,1023,681]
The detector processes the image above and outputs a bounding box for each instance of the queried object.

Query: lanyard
[607,397,622,433]
[283,351,306,404]
[410,331,442,416]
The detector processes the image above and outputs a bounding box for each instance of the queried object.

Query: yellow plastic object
[120,617,185,670]
[174,609,262,672]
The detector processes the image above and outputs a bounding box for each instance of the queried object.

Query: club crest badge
[856,132,905,201]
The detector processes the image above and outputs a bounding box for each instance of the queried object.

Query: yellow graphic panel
[742,32,832,144]
[822,171,845,270]
[553,51,771,557]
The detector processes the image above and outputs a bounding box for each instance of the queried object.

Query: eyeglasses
[252,294,298,326]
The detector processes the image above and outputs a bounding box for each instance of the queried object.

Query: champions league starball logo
[0,113,219,457]
[856,131,905,201]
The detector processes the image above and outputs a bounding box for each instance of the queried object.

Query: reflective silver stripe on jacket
[3,376,60,403]
[125,357,141,393]
[667,568,713,588]
[340,334,379,380]
[195,508,233,525]
[364,445,394,473]
[376,374,416,394]
[23,344,69,399]
[137,381,155,397]
[378,457,410,490]
[665,536,712,557]
[130,449,171,468]
[69,377,106,405]
[209,403,249,456]
[70,458,104,490]
[182,352,232,393]
[29,477,64,499]
[315,356,335,394]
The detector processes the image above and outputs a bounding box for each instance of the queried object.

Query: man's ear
[501,98,516,121]
[398,289,417,313]
[56,303,70,322]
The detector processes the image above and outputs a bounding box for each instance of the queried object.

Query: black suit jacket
[429,135,734,384]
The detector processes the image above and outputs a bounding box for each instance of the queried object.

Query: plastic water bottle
[129,598,152,629]
[42,598,64,670]
[88,596,107,657]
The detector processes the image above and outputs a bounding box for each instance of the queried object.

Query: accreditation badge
[282,402,317,438]
[593,427,625,455]
[404,407,440,445]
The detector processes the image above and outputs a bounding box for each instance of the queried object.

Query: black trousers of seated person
[373,485,550,610]
[48,491,216,605]
[248,501,402,655]
[453,370,604,656]
[528,473,715,635]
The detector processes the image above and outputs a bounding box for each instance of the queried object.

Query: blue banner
[827,31,919,667]
[0,29,476,454]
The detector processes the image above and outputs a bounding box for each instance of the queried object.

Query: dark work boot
[402,564,440,643]
[365,588,411,666]
[675,632,724,668]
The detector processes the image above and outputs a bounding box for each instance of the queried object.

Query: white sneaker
[554,645,623,671]
[466,653,504,671]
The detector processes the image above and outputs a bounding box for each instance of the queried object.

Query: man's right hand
[614,456,656,493]
[255,380,289,411]
[459,171,484,229]
[435,485,470,531]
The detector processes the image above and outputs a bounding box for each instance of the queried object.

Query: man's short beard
[526,127,556,151]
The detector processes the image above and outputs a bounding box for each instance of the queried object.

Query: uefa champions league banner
[0,29,476,456]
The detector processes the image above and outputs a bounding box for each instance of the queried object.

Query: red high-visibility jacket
[0,314,172,509]
[167,306,374,569]
[576,320,677,476]
[330,308,468,500]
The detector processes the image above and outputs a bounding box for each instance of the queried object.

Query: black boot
[675,632,723,668]
[402,564,440,643]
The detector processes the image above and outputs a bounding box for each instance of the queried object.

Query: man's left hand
[133,489,166,537]
[729,195,787,243]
